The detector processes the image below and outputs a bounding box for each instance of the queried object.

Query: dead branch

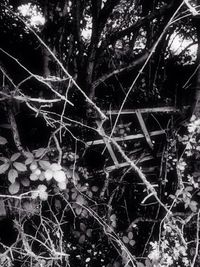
[90,50,149,99]
[110,138,170,213]
[99,1,175,50]
[87,129,165,145]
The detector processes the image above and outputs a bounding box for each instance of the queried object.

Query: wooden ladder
[86,106,179,171]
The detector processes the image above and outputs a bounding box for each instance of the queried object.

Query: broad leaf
[13,162,27,172]
[39,172,45,181]
[66,169,73,178]
[8,181,20,194]
[78,234,85,244]
[30,173,39,181]
[189,200,198,212]
[87,191,93,198]
[185,186,193,192]
[10,153,21,162]
[8,169,18,183]
[76,195,85,205]
[81,209,88,218]
[30,162,38,170]
[122,236,129,244]
[38,184,47,191]
[80,223,86,232]
[110,214,116,221]
[25,157,34,165]
[53,170,66,183]
[75,206,82,215]
[44,169,53,180]
[129,240,136,246]
[0,136,7,145]
[34,148,46,158]
[72,191,77,200]
[31,191,39,199]
[51,163,62,171]
[0,163,10,174]
[24,151,34,158]
[39,190,48,201]
[21,178,30,187]
[58,182,67,190]
[0,157,9,163]
[39,160,51,170]
[128,231,133,239]
[86,229,92,237]
[91,186,98,192]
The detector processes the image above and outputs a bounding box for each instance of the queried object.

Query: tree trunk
[192,22,200,117]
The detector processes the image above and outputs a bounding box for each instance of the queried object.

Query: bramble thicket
[1,1,200,266]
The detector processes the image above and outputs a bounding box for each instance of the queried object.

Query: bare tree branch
[90,50,149,99]
[100,1,175,50]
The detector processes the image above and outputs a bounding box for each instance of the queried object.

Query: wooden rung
[103,106,180,115]
[138,153,162,163]
[86,129,165,146]
[106,162,129,171]
[96,120,119,166]
[106,153,162,172]
[135,109,153,150]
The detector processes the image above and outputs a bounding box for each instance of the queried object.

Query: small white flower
[53,170,66,183]
[148,242,160,262]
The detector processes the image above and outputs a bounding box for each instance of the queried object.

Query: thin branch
[0,66,25,153]
[108,1,184,142]
[86,129,165,145]
[184,0,198,16]
[4,6,107,121]
[76,202,137,267]
[0,91,61,103]
[108,137,170,213]
[0,65,16,88]
[103,106,180,115]
[183,61,200,89]
[90,50,149,98]
[7,103,25,153]
[191,210,200,267]
[100,1,175,50]
[0,48,74,106]
[53,134,62,165]
[100,169,110,199]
